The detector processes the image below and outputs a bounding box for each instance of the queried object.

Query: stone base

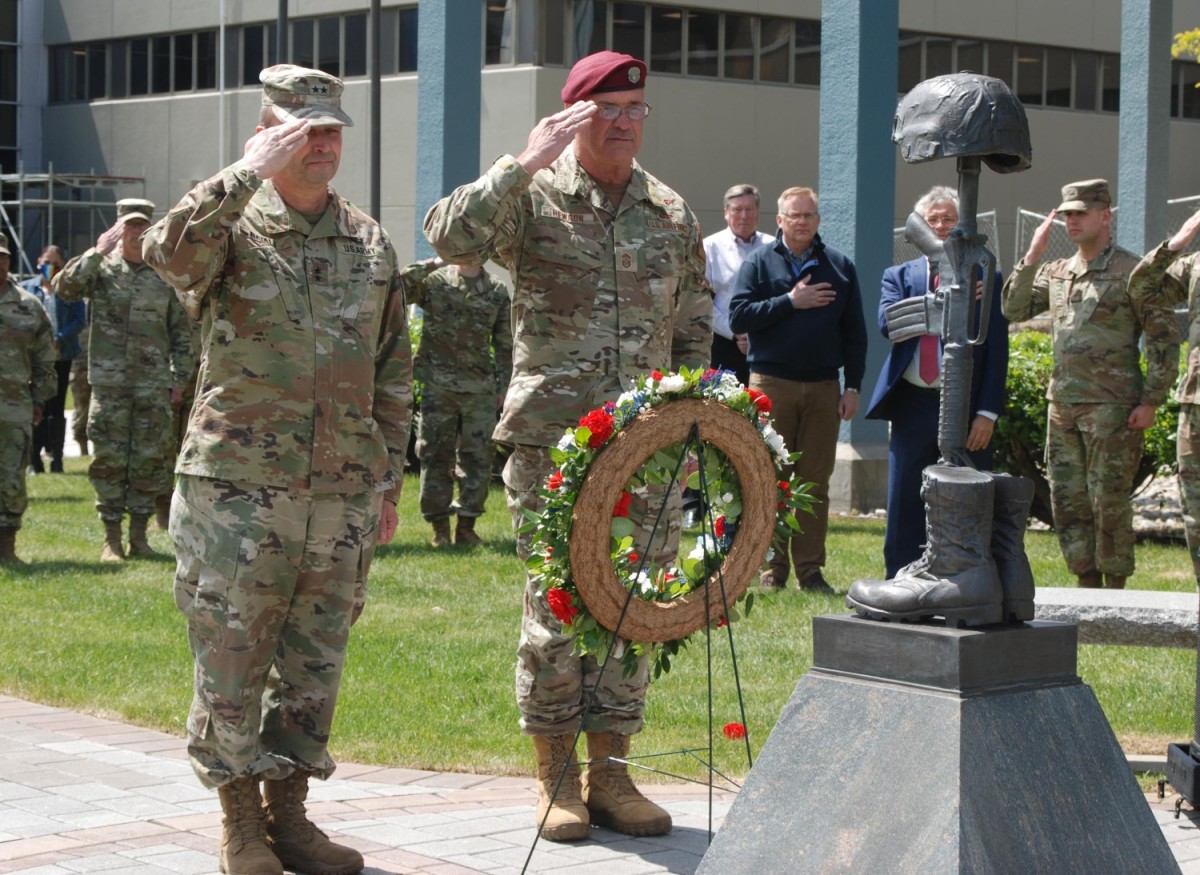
[829,439,888,514]
[697,615,1179,874]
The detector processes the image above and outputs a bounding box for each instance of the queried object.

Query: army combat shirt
[1002,242,1178,406]
[54,247,194,391]
[423,148,713,448]
[142,164,413,498]
[0,282,55,423]
[1130,242,1200,404]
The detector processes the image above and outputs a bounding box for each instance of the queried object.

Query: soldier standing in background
[55,199,194,562]
[143,64,411,875]
[401,256,512,548]
[0,233,56,563]
[1002,179,1179,588]
[426,50,712,843]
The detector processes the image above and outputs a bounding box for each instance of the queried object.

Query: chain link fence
[893,210,999,269]
[1014,195,1200,266]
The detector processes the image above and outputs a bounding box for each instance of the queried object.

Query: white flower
[659,374,687,393]
[722,492,734,504]
[762,425,788,460]
[688,534,718,561]
[557,433,576,452]
[616,390,637,408]
[631,570,655,595]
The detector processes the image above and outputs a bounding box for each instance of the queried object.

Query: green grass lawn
[1,458,1195,784]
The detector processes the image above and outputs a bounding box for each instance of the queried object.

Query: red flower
[714,515,726,539]
[612,490,632,517]
[747,388,772,413]
[546,588,578,624]
[547,470,564,491]
[778,480,791,497]
[723,722,746,740]
[579,408,615,448]
[628,552,639,565]
[715,616,728,628]
[651,370,664,380]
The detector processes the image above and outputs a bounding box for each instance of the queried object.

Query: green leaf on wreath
[611,516,635,539]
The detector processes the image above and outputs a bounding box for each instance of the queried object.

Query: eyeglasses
[595,102,652,121]
[781,211,818,222]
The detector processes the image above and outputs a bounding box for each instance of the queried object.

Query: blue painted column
[1117,0,1171,255]
[414,0,482,258]
[818,0,898,512]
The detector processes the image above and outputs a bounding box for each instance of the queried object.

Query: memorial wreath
[525,367,814,679]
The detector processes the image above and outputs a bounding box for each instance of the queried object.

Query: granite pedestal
[697,615,1179,874]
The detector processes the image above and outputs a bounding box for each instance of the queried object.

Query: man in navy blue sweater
[730,186,868,592]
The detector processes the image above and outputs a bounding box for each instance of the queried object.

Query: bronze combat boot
[989,473,1035,623]
[1104,573,1127,589]
[454,515,483,546]
[582,732,672,836]
[263,771,364,875]
[846,466,1003,626]
[430,518,452,548]
[100,518,125,562]
[532,734,591,841]
[127,514,158,558]
[0,527,23,565]
[217,777,283,875]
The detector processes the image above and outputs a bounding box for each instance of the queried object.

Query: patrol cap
[0,231,8,257]
[260,63,353,127]
[116,198,155,224]
[1057,179,1111,212]
[561,51,646,103]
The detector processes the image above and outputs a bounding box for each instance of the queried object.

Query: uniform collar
[247,181,351,238]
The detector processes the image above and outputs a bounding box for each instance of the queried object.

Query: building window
[174,33,193,92]
[318,16,340,75]
[723,13,753,81]
[650,6,682,74]
[0,43,16,102]
[1101,53,1120,112]
[794,20,819,86]
[196,31,217,89]
[1075,51,1100,111]
[1045,47,1071,107]
[131,38,149,95]
[344,13,367,77]
[1015,44,1043,106]
[759,17,789,84]
[687,8,718,78]
[611,3,645,60]
[292,19,315,69]
[151,35,171,93]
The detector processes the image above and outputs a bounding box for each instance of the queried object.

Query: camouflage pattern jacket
[400,259,513,397]
[142,164,413,499]
[1129,242,1200,404]
[1002,242,1178,406]
[54,247,194,390]
[423,148,713,447]
[0,281,56,423]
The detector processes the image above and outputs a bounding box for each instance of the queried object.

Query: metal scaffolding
[0,162,145,277]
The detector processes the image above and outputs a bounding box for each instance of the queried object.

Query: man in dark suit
[865,185,1009,578]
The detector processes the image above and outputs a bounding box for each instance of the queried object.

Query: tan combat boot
[0,527,23,565]
[582,732,671,836]
[217,777,283,875]
[263,771,364,875]
[532,734,590,841]
[128,514,158,558]
[430,518,452,548]
[100,519,125,562]
[454,515,482,546]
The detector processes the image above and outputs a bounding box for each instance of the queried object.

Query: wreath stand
[524,398,779,871]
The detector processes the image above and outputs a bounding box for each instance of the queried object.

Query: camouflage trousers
[71,359,89,446]
[505,443,681,736]
[416,387,497,521]
[1178,403,1200,583]
[1047,402,1142,576]
[87,385,174,520]
[0,420,32,528]
[171,474,381,789]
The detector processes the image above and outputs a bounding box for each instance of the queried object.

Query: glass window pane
[687,9,718,78]
[379,8,398,74]
[585,0,606,56]
[196,30,216,89]
[1101,53,1119,112]
[987,41,1014,86]
[759,17,789,84]
[650,6,681,74]
[1045,46,1070,107]
[926,37,952,78]
[293,19,314,68]
[0,0,15,42]
[244,25,266,84]
[956,39,983,75]
[151,35,170,93]
[110,39,128,98]
[343,14,366,77]
[0,44,15,101]
[398,7,418,72]
[898,32,921,93]
[1181,61,1200,120]
[318,16,340,76]
[724,13,753,80]
[486,3,506,65]
[174,33,193,91]
[72,47,86,98]
[544,0,565,66]
[611,3,644,60]
[0,105,14,147]
[794,20,819,86]
[1016,44,1042,106]
[0,148,16,174]
[50,46,69,102]
[88,44,107,99]
[131,37,149,95]
[224,26,239,87]
[1074,50,1098,111]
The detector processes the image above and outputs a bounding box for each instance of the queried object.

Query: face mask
[40,263,58,280]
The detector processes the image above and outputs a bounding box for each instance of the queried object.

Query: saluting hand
[1168,209,1200,253]
[240,117,312,181]
[95,222,124,255]
[517,102,599,175]
[1023,210,1057,266]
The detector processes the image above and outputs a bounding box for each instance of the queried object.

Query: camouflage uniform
[0,279,56,528]
[1129,244,1200,581]
[1003,242,1179,576]
[142,159,413,788]
[54,246,194,520]
[424,147,712,735]
[71,314,90,451]
[402,259,512,522]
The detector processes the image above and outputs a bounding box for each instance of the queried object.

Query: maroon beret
[561,51,647,103]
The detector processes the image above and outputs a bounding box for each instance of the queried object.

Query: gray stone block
[1034,587,1197,648]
